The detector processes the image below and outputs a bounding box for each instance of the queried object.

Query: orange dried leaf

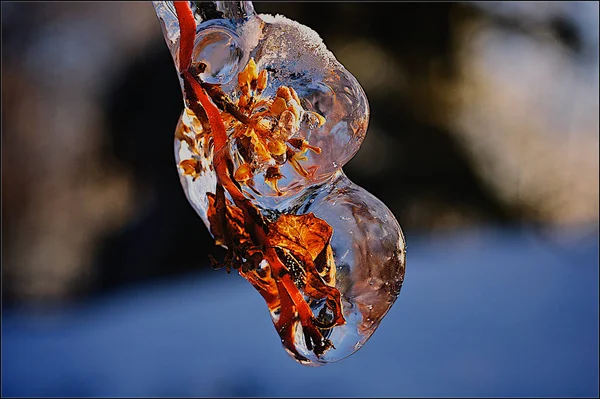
[179,159,200,177]
[238,69,250,88]
[234,163,253,183]
[257,70,268,93]
[276,86,292,102]
[247,58,259,82]
[271,97,287,116]
[268,213,334,262]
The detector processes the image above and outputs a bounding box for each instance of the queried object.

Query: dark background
[2,1,598,397]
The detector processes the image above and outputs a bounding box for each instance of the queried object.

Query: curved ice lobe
[277,171,406,365]
[239,14,370,201]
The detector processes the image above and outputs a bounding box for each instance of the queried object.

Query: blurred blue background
[3,227,598,397]
[2,1,598,397]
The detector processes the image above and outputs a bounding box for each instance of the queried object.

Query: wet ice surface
[3,227,598,397]
[157,2,402,364]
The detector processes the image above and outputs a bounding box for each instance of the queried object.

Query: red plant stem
[174,1,195,72]
[182,71,228,151]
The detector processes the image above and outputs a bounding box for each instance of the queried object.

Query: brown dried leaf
[206,190,226,245]
[206,186,251,248]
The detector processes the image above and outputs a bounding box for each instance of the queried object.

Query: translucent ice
[153,1,406,366]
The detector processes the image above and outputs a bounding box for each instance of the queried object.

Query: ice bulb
[153,1,406,366]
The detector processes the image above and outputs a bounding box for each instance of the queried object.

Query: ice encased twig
[153,1,406,366]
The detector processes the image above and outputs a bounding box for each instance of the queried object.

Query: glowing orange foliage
[173,1,345,362]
